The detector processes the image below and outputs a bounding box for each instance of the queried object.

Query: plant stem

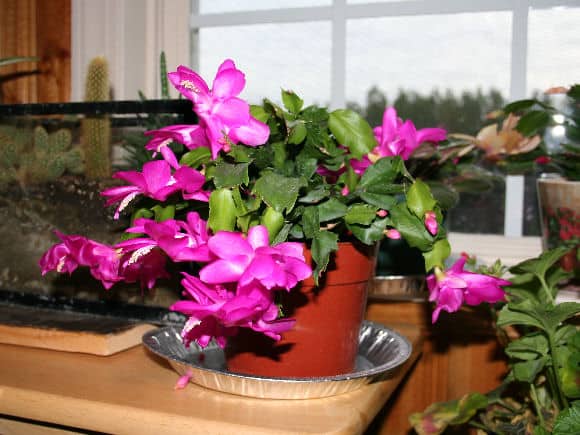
[468,420,497,433]
[547,333,569,410]
[496,399,519,413]
[538,275,555,304]
[530,383,546,428]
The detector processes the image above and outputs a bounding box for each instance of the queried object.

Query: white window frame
[73,0,580,263]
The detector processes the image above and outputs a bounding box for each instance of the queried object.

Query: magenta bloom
[39,232,123,289]
[427,257,510,323]
[39,231,99,275]
[171,274,294,348]
[144,124,209,169]
[101,160,182,218]
[119,212,211,263]
[350,107,447,175]
[374,107,446,160]
[101,160,208,219]
[199,225,312,291]
[119,248,170,291]
[40,230,170,290]
[173,166,210,202]
[168,60,269,158]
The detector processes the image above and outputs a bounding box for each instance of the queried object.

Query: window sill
[448,232,543,267]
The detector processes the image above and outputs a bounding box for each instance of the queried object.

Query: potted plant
[39,59,509,378]
[410,247,580,434]
[452,86,580,275]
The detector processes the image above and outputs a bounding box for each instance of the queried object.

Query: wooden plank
[0,324,422,435]
[0,305,155,355]
[366,300,508,434]
[0,415,81,435]
[0,0,71,103]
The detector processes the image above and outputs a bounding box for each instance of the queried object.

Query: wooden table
[0,324,420,435]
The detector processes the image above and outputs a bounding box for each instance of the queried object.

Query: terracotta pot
[225,241,377,378]
[537,176,580,273]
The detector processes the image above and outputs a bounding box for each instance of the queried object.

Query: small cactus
[64,146,85,174]
[48,128,72,153]
[81,56,112,179]
[33,125,50,153]
[0,124,82,186]
[0,125,32,168]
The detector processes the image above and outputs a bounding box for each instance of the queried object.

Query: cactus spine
[81,56,111,179]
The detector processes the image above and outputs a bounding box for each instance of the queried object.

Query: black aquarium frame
[0,99,197,326]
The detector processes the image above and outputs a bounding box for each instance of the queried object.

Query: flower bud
[385,229,401,239]
[424,211,438,236]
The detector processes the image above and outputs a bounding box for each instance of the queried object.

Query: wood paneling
[365,300,508,434]
[0,0,71,103]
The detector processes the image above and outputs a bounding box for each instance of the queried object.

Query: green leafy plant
[41,59,477,348]
[0,56,39,68]
[410,247,580,434]
[453,85,580,181]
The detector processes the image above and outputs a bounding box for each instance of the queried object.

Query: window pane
[348,0,417,3]
[197,0,331,14]
[523,6,580,236]
[346,12,511,109]
[346,12,511,235]
[197,22,331,106]
[528,7,580,95]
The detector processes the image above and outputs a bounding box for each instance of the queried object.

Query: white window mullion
[505,0,530,237]
[331,0,347,110]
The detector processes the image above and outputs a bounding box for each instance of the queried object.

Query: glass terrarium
[0,99,194,314]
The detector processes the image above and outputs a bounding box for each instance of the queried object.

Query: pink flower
[39,232,124,289]
[168,60,269,158]
[101,160,182,218]
[101,160,209,219]
[172,166,210,202]
[427,257,510,323]
[171,274,295,348]
[199,225,312,291]
[39,231,98,275]
[40,229,171,291]
[145,124,209,156]
[119,212,211,263]
[424,211,438,236]
[118,247,170,290]
[374,107,446,160]
[350,107,446,174]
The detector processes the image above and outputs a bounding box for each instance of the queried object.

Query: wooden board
[0,304,156,355]
[0,324,422,435]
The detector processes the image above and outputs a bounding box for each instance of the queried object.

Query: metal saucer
[142,320,412,400]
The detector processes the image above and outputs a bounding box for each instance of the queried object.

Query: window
[190,0,579,240]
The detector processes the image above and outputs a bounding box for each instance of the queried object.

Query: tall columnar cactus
[81,56,112,179]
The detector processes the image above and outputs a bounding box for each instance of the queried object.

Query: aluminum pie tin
[142,320,412,400]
